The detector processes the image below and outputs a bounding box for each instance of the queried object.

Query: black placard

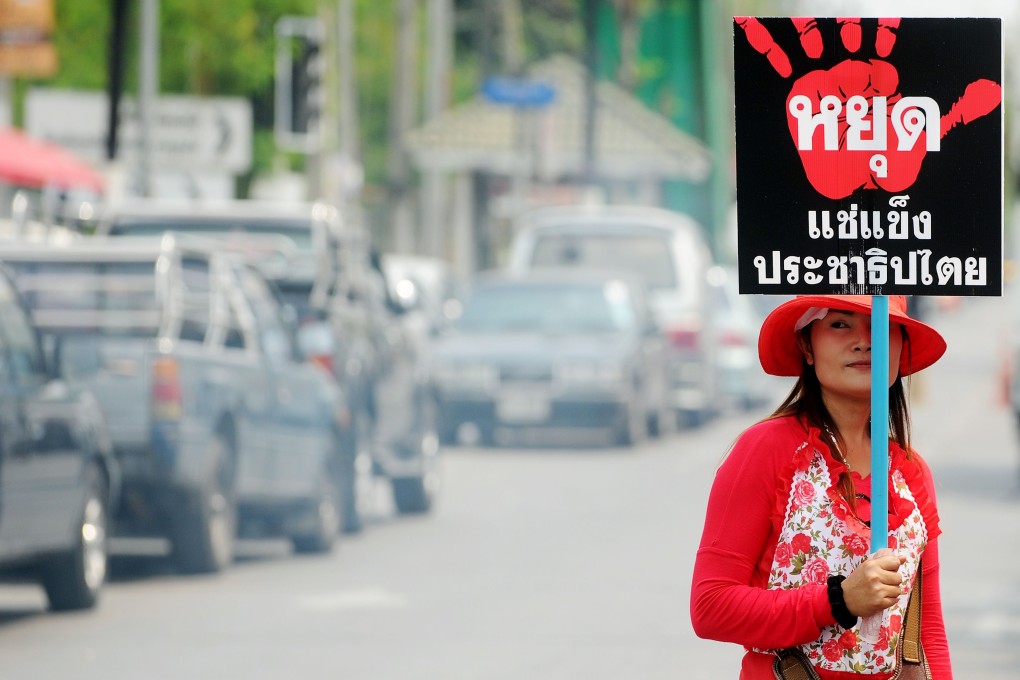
[733,17,1003,295]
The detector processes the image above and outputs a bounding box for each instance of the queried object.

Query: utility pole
[500,0,529,238]
[470,1,500,271]
[476,1,498,78]
[335,0,362,213]
[500,0,524,74]
[700,0,733,260]
[582,0,598,186]
[422,0,451,258]
[106,0,129,162]
[139,0,159,198]
[388,0,418,253]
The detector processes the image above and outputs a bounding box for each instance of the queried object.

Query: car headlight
[433,362,497,389]
[555,362,625,386]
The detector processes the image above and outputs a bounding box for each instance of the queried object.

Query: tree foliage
[35,0,707,194]
[46,0,316,94]
[38,0,317,186]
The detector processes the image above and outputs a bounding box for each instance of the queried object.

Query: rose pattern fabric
[751,445,927,674]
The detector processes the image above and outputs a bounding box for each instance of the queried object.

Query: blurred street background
[1,294,1017,679]
[1,0,1019,678]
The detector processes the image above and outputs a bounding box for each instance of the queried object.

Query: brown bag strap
[901,566,923,664]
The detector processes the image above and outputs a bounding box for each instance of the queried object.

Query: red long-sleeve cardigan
[690,416,952,679]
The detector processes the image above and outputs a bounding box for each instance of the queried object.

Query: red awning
[0,126,105,194]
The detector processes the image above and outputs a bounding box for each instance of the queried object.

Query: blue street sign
[481,77,556,107]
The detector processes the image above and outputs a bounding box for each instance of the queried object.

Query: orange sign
[0,0,57,77]
[0,0,54,30]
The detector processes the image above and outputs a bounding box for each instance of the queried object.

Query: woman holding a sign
[691,295,950,678]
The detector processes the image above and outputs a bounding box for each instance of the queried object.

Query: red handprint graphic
[736,17,1001,200]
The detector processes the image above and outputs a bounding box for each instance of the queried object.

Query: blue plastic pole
[870,296,889,552]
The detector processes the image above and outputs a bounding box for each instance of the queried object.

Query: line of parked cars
[0,197,776,613]
[0,199,444,612]
[97,200,441,531]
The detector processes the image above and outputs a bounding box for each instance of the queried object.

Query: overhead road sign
[25,89,253,173]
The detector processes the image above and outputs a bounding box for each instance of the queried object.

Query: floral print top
[691,416,951,679]
[751,437,928,674]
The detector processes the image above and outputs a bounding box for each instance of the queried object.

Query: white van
[508,204,718,426]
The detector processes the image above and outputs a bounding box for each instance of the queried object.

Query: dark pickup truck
[0,235,354,574]
[0,264,119,610]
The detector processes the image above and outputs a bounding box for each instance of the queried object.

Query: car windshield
[529,231,676,289]
[457,281,634,334]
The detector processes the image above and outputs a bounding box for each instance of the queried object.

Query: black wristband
[827,575,858,629]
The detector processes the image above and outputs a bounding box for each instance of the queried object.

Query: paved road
[0,297,1017,679]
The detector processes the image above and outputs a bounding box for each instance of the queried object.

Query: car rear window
[529,232,676,290]
[108,218,314,250]
[458,282,634,334]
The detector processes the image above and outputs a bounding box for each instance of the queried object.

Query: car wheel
[291,464,342,554]
[477,423,496,447]
[648,391,675,438]
[337,422,362,534]
[392,399,441,514]
[42,463,108,611]
[169,430,236,574]
[342,412,375,534]
[437,410,459,446]
[615,390,647,447]
[392,476,432,513]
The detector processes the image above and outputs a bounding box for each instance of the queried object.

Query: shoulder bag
[773,568,931,679]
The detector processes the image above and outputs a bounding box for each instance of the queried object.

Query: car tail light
[297,320,335,376]
[307,352,335,376]
[151,356,183,421]
[717,330,748,347]
[666,322,702,350]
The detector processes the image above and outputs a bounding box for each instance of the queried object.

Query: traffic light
[274,16,325,152]
[292,33,324,136]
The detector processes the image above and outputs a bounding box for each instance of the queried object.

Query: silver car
[509,204,718,426]
[431,269,671,447]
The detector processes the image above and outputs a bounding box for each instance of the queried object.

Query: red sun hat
[758,295,947,377]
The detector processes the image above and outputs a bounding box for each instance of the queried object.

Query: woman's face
[803,310,903,400]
